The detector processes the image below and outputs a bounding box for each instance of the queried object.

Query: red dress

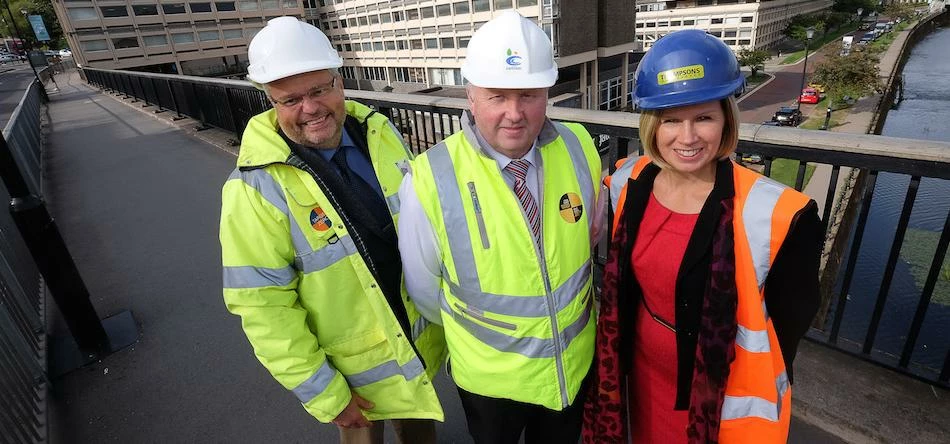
[628,193,698,443]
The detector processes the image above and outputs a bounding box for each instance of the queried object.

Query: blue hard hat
[633,30,745,110]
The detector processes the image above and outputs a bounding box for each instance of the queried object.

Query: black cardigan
[615,159,822,409]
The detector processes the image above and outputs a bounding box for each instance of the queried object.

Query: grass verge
[769,159,816,189]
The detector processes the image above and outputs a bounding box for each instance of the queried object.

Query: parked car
[808,82,826,93]
[59,48,72,57]
[799,87,821,104]
[740,153,764,164]
[0,53,18,63]
[772,107,803,126]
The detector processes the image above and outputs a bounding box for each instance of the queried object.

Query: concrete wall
[598,0,636,47]
[558,0,599,56]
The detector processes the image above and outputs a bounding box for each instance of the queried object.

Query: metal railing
[0,80,48,444]
[81,67,950,389]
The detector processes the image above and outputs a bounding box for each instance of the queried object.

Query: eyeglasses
[270,76,338,109]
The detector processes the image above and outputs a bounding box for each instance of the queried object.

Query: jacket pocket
[323,329,392,378]
[453,303,517,331]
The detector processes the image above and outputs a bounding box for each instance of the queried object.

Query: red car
[799,87,820,104]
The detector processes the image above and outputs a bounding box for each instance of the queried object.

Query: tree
[0,0,65,49]
[736,48,769,76]
[832,0,877,14]
[811,50,881,108]
[783,14,826,44]
[883,4,916,22]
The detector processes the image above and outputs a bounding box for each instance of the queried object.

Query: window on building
[223,29,243,39]
[396,40,407,50]
[343,43,352,51]
[421,6,434,18]
[424,38,438,49]
[190,3,213,13]
[261,0,279,9]
[723,39,735,45]
[373,41,383,50]
[164,3,187,13]
[458,36,470,48]
[696,18,710,26]
[708,30,722,37]
[362,42,372,51]
[739,29,751,38]
[738,39,751,45]
[173,32,196,43]
[711,18,723,25]
[683,19,694,25]
[453,1,469,14]
[657,21,668,27]
[143,35,168,46]
[407,8,419,20]
[339,66,355,79]
[385,40,395,50]
[645,22,655,28]
[519,0,538,6]
[198,30,219,41]
[347,17,357,26]
[670,20,680,26]
[635,23,643,28]
[494,0,512,9]
[215,1,236,11]
[724,30,737,38]
[238,0,257,10]
[599,77,622,110]
[133,5,159,15]
[725,17,739,25]
[437,4,451,16]
[358,16,368,25]
[81,39,109,51]
[741,16,753,23]
[410,39,423,49]
[100,5,129,17]
[473,0,490,13]
[369,14,379,24]
[68,7,98,20]
[380,13,391,23]
[392,11,403,22]
[112,37,139,48]
[243,27,262,38]
[429,67,462,86]
[440,37,454,49]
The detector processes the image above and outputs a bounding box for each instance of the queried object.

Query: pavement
[40,18,950,441]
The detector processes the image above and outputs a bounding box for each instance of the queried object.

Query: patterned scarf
[582,196,738,443]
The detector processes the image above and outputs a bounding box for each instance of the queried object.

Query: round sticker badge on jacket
[559,193,583,223]
[310,207,332,231]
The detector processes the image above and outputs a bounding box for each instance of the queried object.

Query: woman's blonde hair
[637,96,740,171]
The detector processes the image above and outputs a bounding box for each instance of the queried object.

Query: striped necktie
[505,159,541,242]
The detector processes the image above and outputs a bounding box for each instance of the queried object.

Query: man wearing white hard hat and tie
[220,17,446,444]
[398,10,603,444]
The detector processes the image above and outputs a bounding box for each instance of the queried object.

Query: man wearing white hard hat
[398,10,603,444]
[220,16,446,444]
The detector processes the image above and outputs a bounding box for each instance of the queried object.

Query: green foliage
[768,159,816,189]
[811,51,881,107]
[736,47,769,76]
[883,4,917,22]
[0,0,65,49]
[899,228,950,306]
[832,0,878,14]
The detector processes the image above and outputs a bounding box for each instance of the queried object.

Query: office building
[51,0,303,75]
[308,0,639,110]
[635,0,833,51]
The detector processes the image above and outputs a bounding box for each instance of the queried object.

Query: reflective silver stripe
[445,260,591,317]
[237,168,312,256]
[346,356,426,388]
[386,192,401,215]
[292,360,338,403]
[223,265,295,289]
[442,294,593,358]
[412,315,429,341]
[295,235,355,273]
[736,324,772,353]
[427,143,481,290]
[553,123,594,228]
[608,157,638,213]
[742,177,785,290]
[721,371,789,422]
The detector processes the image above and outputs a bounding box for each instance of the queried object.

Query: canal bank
[794,4,950,443]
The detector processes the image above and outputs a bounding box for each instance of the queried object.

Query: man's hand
[332,391,374,428]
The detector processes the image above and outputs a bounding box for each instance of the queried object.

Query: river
[832,25,950,375]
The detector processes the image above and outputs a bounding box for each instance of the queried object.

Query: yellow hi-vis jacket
[606,156,810,442]
[410,115,601,411]
[220,101,445,423]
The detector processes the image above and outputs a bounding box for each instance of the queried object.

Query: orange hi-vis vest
[605,156,810,443]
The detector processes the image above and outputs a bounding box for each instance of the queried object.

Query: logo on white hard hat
[505,48,523,70]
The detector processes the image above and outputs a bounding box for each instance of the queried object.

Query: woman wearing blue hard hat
[582,30,822,443]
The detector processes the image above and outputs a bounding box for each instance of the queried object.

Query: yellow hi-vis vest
[607,156,809,442]
[410,117,601,411]
[220,101,445,423]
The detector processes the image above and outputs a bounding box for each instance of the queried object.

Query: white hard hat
[246,16,343,85]
[461,11,557,89]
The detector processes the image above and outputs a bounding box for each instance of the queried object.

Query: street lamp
[797,27,815,112]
